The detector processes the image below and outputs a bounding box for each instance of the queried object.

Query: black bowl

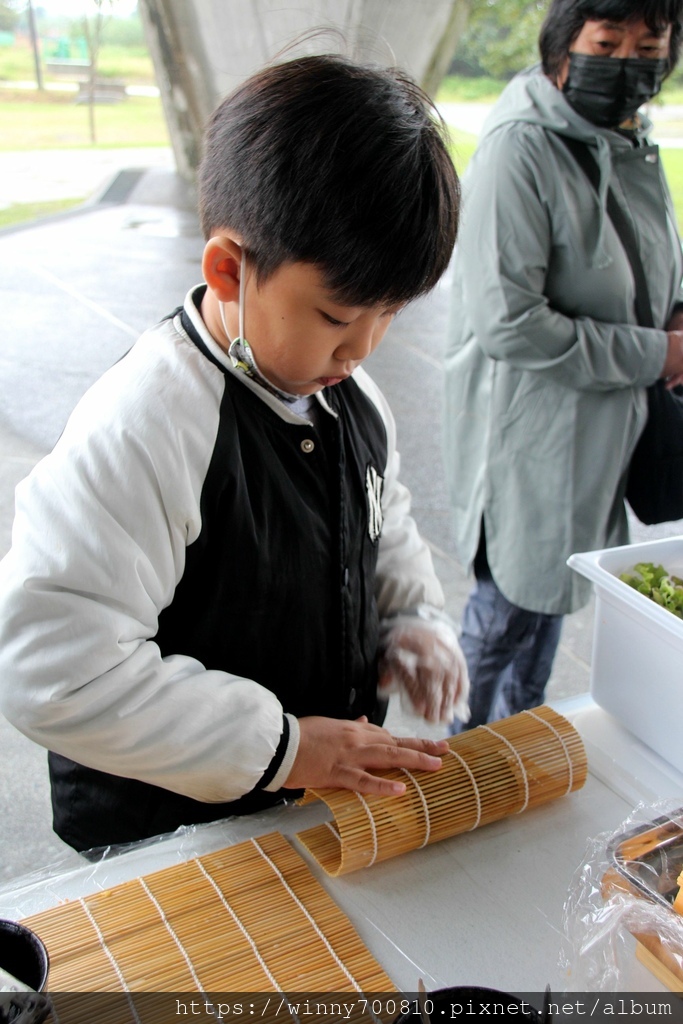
[0,920,49,992]
[394,987,541,1023]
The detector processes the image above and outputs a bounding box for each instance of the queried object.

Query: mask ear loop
[238,249,246,343]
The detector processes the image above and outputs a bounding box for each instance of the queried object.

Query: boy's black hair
[540,0,683,78]
[198,54,460,308]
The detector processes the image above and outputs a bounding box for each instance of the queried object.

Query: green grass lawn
[660,148,683,233]
[447,128,478,177]
[0,90,169,149]
[0,38,156,85]
[437,74,505,103]
[0,196,84,230]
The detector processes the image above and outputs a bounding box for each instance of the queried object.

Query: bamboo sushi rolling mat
[21,832,395,999]
[18,705,585,1020]
[297,705,587,876]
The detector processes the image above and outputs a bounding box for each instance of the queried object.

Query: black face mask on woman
[562,51,668,127]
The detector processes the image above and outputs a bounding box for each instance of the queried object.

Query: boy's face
[212,258,401,396]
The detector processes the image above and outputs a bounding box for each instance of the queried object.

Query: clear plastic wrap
[561,801,683,992]
[0,801,445,993]
[0,804,311,920]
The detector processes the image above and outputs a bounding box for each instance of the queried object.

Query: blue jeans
[451,557,563,733]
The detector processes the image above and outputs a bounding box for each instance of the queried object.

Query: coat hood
[480,63,653,144]
[478,65,654,267]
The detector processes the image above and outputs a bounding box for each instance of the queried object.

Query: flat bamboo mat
[21,832,395,999]
[298,705,587,875]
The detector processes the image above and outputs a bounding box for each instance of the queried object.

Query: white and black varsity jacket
[0,286,444,850]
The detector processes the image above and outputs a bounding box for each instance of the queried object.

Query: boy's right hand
[282,715,447,797]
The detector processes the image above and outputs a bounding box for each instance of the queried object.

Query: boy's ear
[202,234,243,303]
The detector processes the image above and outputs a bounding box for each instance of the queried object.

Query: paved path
[1,146,175,206]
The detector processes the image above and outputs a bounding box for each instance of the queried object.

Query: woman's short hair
[539,0,683,79]
[198,54,460,308]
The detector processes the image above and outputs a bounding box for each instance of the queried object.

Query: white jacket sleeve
[352,368,445,617]
[0,326,295,803]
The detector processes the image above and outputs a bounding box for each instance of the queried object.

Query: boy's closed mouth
[318,375,350,386]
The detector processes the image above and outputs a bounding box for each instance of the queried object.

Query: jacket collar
[179,285,338,424]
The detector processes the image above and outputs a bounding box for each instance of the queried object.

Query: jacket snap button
[300,438,315,453]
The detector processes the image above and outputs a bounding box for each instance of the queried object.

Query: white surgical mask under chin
[218,251,302,404]
[218,250,270,383]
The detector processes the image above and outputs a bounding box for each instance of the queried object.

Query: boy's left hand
[282,716,448,796]
[378,616,470,724]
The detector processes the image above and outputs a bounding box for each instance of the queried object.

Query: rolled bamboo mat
[20,831,395,1004]
[297,705,587,876]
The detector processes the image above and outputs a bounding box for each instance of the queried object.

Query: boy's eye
[321,311,349,327]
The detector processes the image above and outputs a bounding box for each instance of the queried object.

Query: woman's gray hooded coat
[444,65,683,615]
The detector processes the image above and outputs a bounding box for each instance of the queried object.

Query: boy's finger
[354,743,444,774]
[333,765,406,796]
[394,735,449,754]
[351,759,445,796]
[353,773,407,797]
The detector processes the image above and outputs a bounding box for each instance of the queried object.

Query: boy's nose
[335,325,376,363]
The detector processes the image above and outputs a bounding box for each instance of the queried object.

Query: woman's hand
[666,308,683,333]
[662,330,683,389]
[282,716,448,796]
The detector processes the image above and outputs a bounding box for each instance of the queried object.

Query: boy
[0,54,467,853]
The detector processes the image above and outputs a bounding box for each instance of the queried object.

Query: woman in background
[444,0,683,729]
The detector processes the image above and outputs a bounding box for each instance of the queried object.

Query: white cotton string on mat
[296,704,587,876]
[18,832,396,1003]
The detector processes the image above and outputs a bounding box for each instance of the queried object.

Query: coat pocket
[494,373,572,461]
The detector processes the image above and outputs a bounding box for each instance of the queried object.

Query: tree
[422,0,473,97]
[80,0,114,144]
[452,0,548,80]
[26,0,44,90]
[0,0,21,31]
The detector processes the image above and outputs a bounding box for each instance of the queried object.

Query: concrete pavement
[0,168,202,882]
[1,146,175,206]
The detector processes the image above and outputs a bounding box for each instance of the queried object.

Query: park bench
[76,79,127,103]
[45,59,91,81]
